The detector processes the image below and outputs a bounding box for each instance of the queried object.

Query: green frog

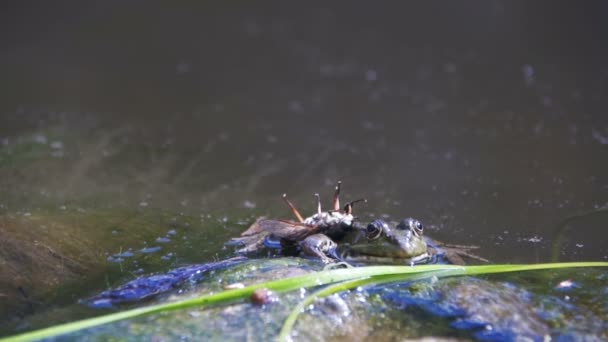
[297,219,427,264]
[227,182,487,265]
[310,218,488,265]
[331,218,430,265]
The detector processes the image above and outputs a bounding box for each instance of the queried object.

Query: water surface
[0,2,607,337]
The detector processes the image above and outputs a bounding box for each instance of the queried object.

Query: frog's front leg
[300,234,338,264]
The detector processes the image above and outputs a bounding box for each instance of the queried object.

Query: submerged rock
[72,258,608,341]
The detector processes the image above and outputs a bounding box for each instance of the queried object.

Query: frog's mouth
[339,242,430,264]
[346,242,406,257]
[339,247,430,265]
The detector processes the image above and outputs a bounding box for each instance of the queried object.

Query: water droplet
[243,200,256,209]
[365,69,377,82]
[50,141,63,149]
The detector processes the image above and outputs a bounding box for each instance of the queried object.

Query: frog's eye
[397,218,424,236]
[366,219,385,240]
[412,220,424,236]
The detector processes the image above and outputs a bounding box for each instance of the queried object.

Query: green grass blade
[277,268,464,341]
[1,264,457,342]
[278,261,608,341]
[2,262,607,342]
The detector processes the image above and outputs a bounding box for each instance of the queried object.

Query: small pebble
[251,288,278,305]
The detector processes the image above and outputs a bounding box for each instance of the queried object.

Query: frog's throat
[339,252,431,265]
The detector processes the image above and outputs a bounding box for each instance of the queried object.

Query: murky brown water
[1,2,607,337]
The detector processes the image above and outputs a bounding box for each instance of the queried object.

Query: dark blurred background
[1,1,607,264]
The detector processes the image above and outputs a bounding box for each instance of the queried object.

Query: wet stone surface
[48,258,608,341]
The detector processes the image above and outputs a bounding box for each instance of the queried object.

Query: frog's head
[347,218,428,260]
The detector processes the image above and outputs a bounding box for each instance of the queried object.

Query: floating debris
[107,256,123,263]
[160,253,174,261]
[224,283,245,290]
[555,279,578,292]
[50,141,64,149]
[33,134,47,144]
[115,251,134,258]
[140,246,162,254]
[243,200,256,209]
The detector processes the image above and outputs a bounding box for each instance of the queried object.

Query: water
[0,2,607,338]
